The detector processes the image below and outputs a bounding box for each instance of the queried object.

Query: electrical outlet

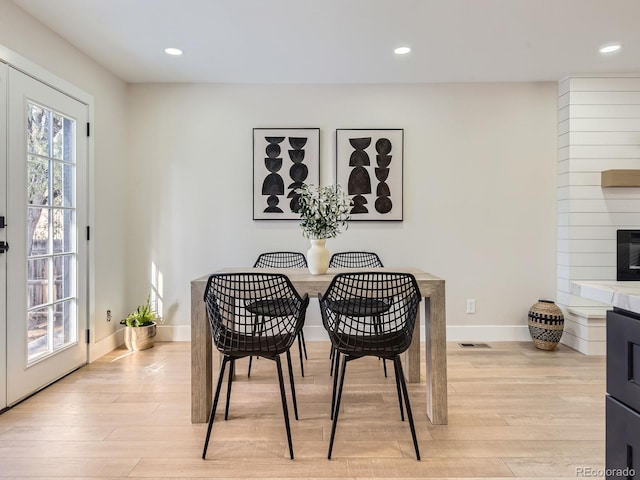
[466,299,476,314]
[106,309,112,322]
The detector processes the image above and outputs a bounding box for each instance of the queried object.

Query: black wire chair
[202,273,309,460]
[249,252,308,377]
[328,251,384,269]
[254,251,308,269]
[318,272,422,460]
[327,251,387,376]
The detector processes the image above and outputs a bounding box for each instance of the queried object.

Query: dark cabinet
[606,308,640,478]
[606,396,640,478]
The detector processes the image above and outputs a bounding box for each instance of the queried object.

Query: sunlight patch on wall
[151,261,164,320]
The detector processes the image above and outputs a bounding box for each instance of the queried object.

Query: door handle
[0,241,8,253]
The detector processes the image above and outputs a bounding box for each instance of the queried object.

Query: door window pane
[27,104,49,156]
[27,306,49,360]
[52,161,75,207]
[54,255,75,302]
[27,156,49,206]
[27,258,49,309]
[28,207,49,256]
[54,300,76,348]
[53,208,74,254]
[52,112,64,160]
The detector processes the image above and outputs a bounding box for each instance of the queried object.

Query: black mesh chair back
[318,272,422,460]
[251,251,308,376]
[328,251,384,268]
[254,251,307,268]
[326,250,384,376]
[202,273,309,460]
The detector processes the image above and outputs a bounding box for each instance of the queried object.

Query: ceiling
[10,0,640,84]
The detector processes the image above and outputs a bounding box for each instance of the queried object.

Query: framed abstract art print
[336,128,403,221]
[253,128,320,220]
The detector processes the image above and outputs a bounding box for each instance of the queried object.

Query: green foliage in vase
[120,295,158,327]
[295,184,351,239]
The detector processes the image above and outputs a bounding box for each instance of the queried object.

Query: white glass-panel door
[0,62,7,410]
[6,67,88,405]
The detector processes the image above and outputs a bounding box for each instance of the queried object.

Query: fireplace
[617,230,640,280]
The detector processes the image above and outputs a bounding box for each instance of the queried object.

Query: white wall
[0,0,129,352]
[128,82,558,340]
[0,0,559,345]
[557,75,640,354]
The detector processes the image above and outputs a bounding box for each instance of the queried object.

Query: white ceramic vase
[307,238,330,274]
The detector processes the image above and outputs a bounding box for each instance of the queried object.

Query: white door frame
[0,45,94,404]
[0,61,8,410]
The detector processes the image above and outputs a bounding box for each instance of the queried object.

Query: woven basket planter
[528,300,564,351]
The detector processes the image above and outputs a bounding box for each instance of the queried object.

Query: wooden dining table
[190,267,448,425]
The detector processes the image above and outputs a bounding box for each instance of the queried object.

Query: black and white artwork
[336,129,403,221]
[253,128,320,220]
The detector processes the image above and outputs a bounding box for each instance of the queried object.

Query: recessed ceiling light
[164,47,183,56]
[394,46,411,55]
[599,43,622,54]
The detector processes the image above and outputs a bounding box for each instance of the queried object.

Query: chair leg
[394,356,420,460]
[247,356,253,377]
[392,356,405,422]
[329,346,335,376]
[330,350,340,420]
[202,356,229,459]
[285,349,299,420]
[275,355,294,460]
[296,332,305,377]
[328,355,348,460]
[224,358,235,420]
[300,329,308,359]
[247,316,263,377]
[374,316,388,378]
[329,315,340,376]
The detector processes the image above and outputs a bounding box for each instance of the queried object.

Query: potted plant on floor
[121,295,158,351]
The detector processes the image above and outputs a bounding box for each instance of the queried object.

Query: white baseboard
[91,326,189,362]
[155,325,191,342]
[266,324,533,343]
[302,325,331,341]
[104,324,536,349]
[89,329,124,362]
[445,325,531,342]
[95,323,599,358]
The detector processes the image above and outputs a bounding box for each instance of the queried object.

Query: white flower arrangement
[295,184,351,239]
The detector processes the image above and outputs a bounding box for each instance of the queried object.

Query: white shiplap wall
[557,76,640,354]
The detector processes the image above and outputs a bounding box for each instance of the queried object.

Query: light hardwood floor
[0,341,605,479]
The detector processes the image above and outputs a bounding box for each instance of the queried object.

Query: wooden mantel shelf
[601,169,640,188]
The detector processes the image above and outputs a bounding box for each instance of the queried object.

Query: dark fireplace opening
[617,230,640,280]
